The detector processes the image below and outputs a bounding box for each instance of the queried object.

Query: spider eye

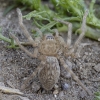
[46,36,54,40]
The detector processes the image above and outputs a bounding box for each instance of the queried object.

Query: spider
[10,8,91,95]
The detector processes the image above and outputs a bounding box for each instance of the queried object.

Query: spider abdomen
[38,56,60,90]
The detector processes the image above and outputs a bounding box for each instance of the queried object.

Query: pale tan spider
[10,8,91,95]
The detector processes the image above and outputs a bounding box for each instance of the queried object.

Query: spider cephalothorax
[39,34,61,56]
[10,8,91,95]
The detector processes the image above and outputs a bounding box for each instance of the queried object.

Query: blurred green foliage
[1,0,100,47]
[94,92,100,100]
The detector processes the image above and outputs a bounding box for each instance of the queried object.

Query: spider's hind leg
[59,57,92,95]
[21,61,44,90]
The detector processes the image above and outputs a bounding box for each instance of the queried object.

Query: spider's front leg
[59,57,92,95]
[73,10,88,52]
[53,19,75,57]
[17,8,38,57]
[53,18,72,48]
[33,28,43,58]
[17,8,35,47]
[10,8,42,58]
[10,34,35,58]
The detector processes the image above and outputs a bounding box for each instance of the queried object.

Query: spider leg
[33,28,43,58]
[53,29,59,37]
[59,57,91,95]
[21,61,45,90]
[35,28,43,37]
[53,29,67,50]
[10,33,35,58]
[53,18,72,47]
[73,10,88,51]
[21,66,39,90]
[17,8,35,47]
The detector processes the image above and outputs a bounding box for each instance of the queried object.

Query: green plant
[1,0,100,48]
[22,0,100,40]
[94,92,100,100]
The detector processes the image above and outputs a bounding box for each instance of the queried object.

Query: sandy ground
[0,1,100,100]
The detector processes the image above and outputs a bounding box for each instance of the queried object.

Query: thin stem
[89,0,96,14]
[0,34,11,43]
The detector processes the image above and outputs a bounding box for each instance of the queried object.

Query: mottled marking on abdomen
[38,56,60,90]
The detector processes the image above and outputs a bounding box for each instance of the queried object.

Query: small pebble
[93,63,100,72]
[54,94,57,98]
[8,14,11,19]
[85,52,88,55]
[59,91,64,97]
[19,96,30,100]
[61,82,69,91]
[0,82,5,86]
[79,90,87,98]
[53,89,59,95]
[54,84,59,89]
[7,80,15,88]
[32,82,40,92]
